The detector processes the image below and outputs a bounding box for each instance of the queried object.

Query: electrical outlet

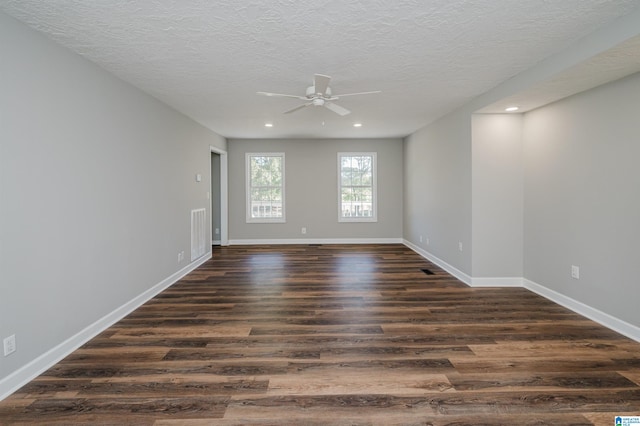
[419,235,423,243]
[458,242,463,252]
[571,265,580,279]
[4,335,16,356]
[301,227,307,235]
[215,228,220,235]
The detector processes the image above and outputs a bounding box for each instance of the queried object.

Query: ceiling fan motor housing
[306,86,332,98]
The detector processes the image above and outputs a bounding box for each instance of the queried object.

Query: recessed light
[264,123,273,127]
[505,106,519,112]
[353,123,362,127]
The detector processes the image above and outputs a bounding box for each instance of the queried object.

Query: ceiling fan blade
[324,102,351,116]
[257,91,305,99]
[284,103,312,114]
[313,74,331,96]
[334,90,382,98]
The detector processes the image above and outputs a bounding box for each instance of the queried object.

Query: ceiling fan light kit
[257,74,380,117]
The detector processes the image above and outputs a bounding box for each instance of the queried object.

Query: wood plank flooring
[1,244,639,425]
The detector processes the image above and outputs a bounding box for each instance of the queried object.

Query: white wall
[403,109,472,275]
[523,72,640,327]
[228,138,403,242]
[471,114,523,280]
[0,11,226,393]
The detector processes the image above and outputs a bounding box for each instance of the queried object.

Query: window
[246,153,285,223]
[338,152,377,222]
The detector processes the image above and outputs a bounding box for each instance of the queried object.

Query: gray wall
[523,72,640,326]
[404,70,640,329]
[471,114,523,278]
[228,138,403,241]
[403,5,640,282]
[403,109,472,275]
[0,12,226,384]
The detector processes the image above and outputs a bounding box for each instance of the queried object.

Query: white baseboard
[403,240,639,342]
[471,277,524,287]
[402,239,472,285]
[524,278,640,343]
[0,253,212,402]
[212,239,221,245]
[229,238,403,245]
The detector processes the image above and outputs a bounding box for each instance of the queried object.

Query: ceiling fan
[257,74,381,116]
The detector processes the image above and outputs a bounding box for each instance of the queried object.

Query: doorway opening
[210,146,228,246]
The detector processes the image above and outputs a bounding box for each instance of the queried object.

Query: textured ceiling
[478,34,640,114]
[1,0,639,139]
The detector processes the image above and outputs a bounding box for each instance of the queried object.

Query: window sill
[338,217,378,223]
[246,218,286,224]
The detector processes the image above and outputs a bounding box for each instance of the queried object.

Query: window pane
[351,156,360,172]
[262,188,273,201]
[273,187,282,201]
[250,158,261,184]
[342,157,351,170]
[341,170,351,186]
[341,187,352,202]
[362,173,371,186]
[351,187,363,201]
[339,153,375,221]
[361,187,372,202]
[247,154,284,221]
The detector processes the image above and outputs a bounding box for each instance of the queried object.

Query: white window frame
[338,152,377,223]
[246,152,286,223]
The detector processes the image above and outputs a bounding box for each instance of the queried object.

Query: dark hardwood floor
[1,244,639,425]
